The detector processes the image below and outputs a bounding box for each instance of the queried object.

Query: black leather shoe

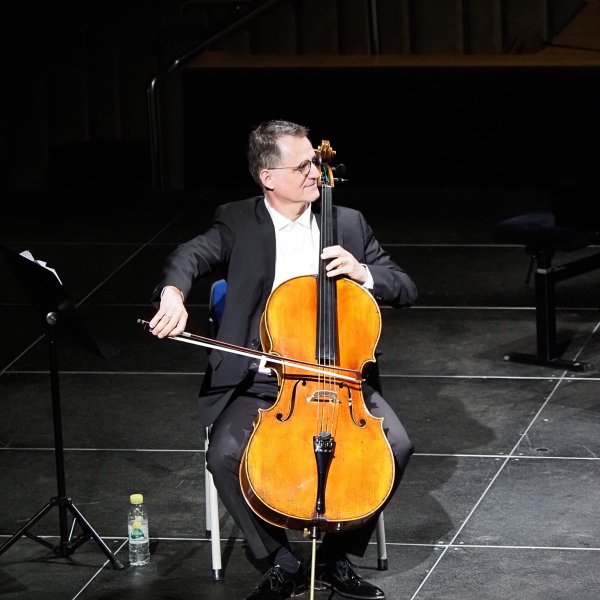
[314,557,385,599]
[244,564,307,600]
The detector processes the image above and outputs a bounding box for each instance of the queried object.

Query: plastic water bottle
[127,493,150,566]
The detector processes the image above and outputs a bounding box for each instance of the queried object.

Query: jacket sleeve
[353,210,417,308]
[151,209,227,305]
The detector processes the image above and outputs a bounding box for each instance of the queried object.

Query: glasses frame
[266,154,322,178]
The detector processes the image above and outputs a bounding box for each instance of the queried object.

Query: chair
[204,280,226,581]
[204,279,389,580]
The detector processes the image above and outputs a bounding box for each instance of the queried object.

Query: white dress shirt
[264,198,374,291]
[265,199,320,290]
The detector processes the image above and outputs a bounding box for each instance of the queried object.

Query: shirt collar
[264,197,313,231]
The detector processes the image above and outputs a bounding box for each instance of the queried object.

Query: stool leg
[534,251,557,361]
[375,512,388,571]
[505,251,590,371]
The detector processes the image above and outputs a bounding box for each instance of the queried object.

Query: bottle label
[128,520,149,544]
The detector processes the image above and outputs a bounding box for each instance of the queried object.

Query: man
[149,119,417,600]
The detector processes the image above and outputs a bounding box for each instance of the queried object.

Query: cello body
[240,140,395,534]
[240,237,395,532]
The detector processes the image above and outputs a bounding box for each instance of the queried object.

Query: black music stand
[0,245,124,569]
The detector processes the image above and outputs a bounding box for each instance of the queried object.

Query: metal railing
[147,0,285,190]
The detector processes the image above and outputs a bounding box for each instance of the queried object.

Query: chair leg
[205,427,222,580]
[375,512,388,571]
[204,428,211,536]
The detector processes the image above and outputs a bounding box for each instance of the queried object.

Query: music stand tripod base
[0,496,125,569]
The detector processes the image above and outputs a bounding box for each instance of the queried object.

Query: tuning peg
[332,164,348,183]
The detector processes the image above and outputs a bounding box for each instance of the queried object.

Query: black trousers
[206,380,414,562]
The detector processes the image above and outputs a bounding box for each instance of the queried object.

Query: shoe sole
[291,583,308,597]
[311,579,385,600]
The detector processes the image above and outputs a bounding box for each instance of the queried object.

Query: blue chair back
[208,279,227,335]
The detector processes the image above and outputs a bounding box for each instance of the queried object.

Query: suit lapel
[255,198,276,292]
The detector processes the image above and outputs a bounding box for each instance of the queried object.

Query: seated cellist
[149,119,417,600]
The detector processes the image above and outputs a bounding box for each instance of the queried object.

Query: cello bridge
[310,390,339,404]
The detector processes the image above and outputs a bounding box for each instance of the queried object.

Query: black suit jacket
[152,196,417,426]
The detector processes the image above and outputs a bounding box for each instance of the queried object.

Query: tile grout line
[1,447,598,461]
[8,370,600,381]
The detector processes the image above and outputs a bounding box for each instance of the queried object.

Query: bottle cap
[130,493,144,504]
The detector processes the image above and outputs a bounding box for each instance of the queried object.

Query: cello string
[323,180,336,437]
[318,179,326,438]
[329,180,338,437]
[316,175,324,438]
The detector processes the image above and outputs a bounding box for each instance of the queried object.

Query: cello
[240,140,395,593]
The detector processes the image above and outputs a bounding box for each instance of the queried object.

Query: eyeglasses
[267,154,322,177]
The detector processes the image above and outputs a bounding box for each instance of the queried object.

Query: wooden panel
[185,52,600,69]
[211,29,253,54]
[411,0,464,54]
[505,0,548,50]
[466,0,503,53]
[338,0,372,54]
[250,1,297,53]
[297,0,339,54]
[377,0,412,53]
[548,0,586,38]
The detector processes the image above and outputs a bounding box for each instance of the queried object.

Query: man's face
[263,135,321,209]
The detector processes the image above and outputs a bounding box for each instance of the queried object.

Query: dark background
[3,0,598,207]
[183,66,599,190]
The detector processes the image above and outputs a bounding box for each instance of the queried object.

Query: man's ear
[260,169,274,191]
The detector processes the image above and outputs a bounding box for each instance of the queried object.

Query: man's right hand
[149,286,188,338]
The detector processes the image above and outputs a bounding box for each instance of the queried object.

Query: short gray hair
[247,120,310,187]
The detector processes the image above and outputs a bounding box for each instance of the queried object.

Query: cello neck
[316,179,337,365]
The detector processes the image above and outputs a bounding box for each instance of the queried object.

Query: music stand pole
[0,311,124,569]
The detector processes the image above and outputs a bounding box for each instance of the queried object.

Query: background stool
[491,211,600,370]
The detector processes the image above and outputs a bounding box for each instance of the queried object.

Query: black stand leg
[0,314,124,569]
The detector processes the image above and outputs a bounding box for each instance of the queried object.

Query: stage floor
[1,187,599,599]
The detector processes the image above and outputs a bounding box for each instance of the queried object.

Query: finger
[167,311,188,337]
[321,245,342,260]
[337,256,351,272]
[158,314,173,328]
[149,315,163,329]
[149,314,171,337]
[156,322,174,339]
[326,263,344,277]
